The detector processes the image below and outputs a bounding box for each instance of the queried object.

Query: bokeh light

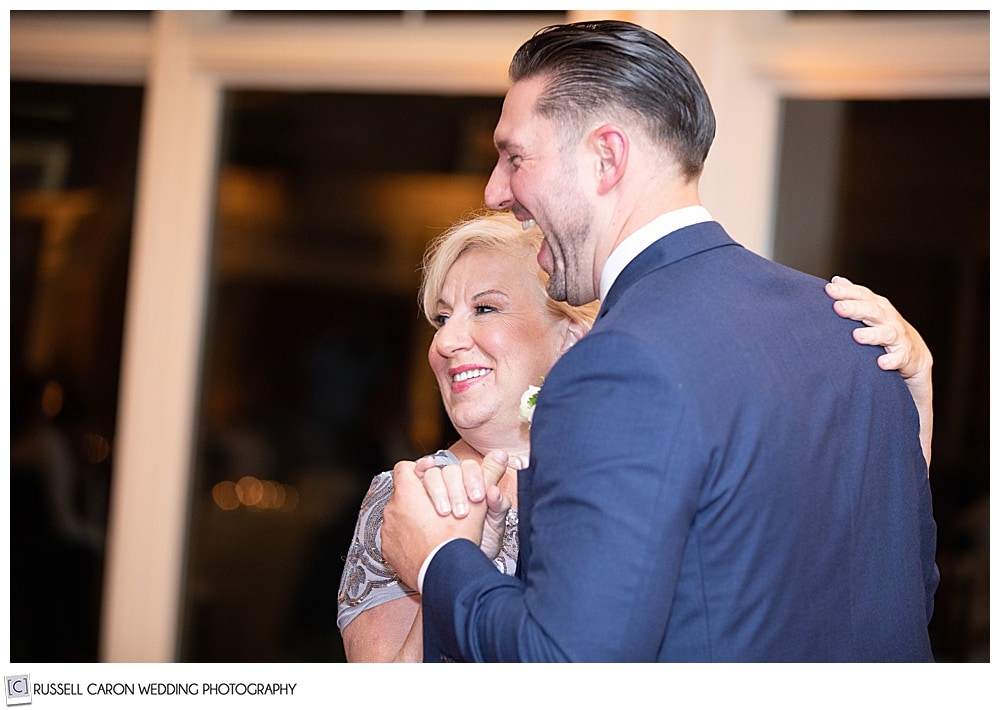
[211,477,298,512]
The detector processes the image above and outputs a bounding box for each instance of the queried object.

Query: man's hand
[382,458,494,590]
[414,451,513,559]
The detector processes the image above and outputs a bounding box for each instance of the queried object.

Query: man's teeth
[521,219,536,230]
[453,368,491,383]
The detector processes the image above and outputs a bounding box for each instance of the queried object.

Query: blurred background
[8,10,989,663]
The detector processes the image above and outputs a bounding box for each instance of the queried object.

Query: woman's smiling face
[428,247,572,440]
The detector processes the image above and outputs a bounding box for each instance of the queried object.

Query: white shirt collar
[599,205,713,302]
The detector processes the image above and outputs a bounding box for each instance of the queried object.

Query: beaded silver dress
[336,450,519,633]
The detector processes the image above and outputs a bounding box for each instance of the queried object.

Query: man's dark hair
[509,20,716,179]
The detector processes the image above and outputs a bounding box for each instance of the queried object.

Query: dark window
[10,81,144,662]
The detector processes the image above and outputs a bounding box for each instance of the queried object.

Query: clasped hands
[381,450,512,591]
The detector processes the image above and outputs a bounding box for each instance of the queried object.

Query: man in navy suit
[382,20,937,662]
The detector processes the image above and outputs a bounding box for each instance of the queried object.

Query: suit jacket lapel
[515,462,532,581]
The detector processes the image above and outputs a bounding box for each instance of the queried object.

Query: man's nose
[484,163,512,211]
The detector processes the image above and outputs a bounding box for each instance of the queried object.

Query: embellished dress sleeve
[336,471,415,633]
[336,454,520,634]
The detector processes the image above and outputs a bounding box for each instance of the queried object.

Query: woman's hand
[826,275,933,470]
[480,480,512,560]
[413,450,511,558]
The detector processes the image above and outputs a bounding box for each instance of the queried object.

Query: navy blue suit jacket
[422,221,938,662]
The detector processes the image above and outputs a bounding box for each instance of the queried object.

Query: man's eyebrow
[494,137,517,153]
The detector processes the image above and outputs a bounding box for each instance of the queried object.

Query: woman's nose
[433,318,472,356]
[484,162,512,211]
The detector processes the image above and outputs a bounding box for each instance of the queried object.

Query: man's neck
[595,178,703,293]
[598,204,714,302]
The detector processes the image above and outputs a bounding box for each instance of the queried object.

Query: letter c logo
[8,678,26,694]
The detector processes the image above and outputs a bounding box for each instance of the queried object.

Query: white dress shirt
[599,205,713,302]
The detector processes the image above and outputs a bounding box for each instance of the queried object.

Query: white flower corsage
[519,382,542,425]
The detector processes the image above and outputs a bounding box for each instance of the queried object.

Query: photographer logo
[5,675,31,706]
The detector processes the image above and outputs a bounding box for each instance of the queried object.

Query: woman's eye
[432,313,449,327]
[475,304,498,315]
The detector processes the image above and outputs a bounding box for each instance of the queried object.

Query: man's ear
[591,124,628,195]
[560,320,586,353]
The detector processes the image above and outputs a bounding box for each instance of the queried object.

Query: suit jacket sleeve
[422,330,696,661]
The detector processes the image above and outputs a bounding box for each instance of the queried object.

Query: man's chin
[545,276,568,303]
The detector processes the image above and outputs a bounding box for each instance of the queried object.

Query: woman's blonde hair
[419,209,598,330]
